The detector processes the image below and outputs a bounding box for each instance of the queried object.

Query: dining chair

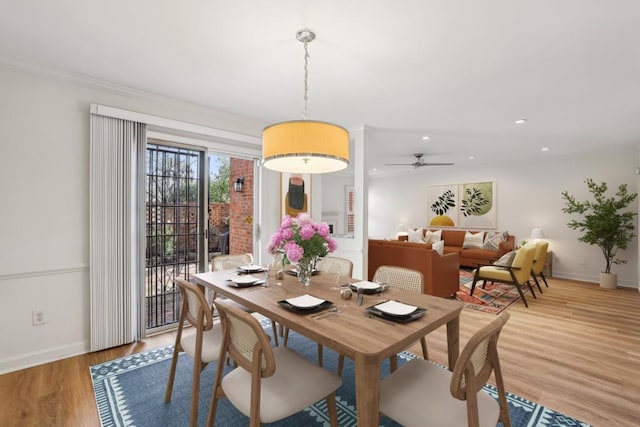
[531,241,550,290]
[211,253,279,346]
[207,298,342,427]
[334,265,428,376]
[165,278,223,427]
[379,312,512,427]
[471,244,537,307]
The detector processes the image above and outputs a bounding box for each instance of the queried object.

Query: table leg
[446,316,460,370]
[354,353,381,426]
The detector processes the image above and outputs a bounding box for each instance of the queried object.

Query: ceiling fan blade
[384,163,414,166]
[420,162,455,166]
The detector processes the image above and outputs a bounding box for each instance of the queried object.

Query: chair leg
[526,280,537,298]
[337,355,345,376]
[540,272,549,287]
[326,393,339,427]
[531,274,543,293]
[470,270,481,295]
[271,320,279,346]
[164,344,181,402]
[189,356,202,427]
[317,343,324,367]
[514,284,529,307]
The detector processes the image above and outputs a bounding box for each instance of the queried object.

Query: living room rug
[91,322,589,426]
[457,269,529,314]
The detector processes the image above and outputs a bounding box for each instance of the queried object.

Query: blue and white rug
[91,323,590,426]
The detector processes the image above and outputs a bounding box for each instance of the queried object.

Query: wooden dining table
[193,269,463,426]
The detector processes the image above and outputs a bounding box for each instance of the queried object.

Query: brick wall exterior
[229,158,254,255]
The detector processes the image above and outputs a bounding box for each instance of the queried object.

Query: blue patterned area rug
[91,322,590,427]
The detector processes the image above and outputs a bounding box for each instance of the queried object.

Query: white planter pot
[599,272,618,289]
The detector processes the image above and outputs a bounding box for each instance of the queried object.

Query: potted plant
[561,178,637,289]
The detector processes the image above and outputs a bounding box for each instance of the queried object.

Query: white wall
[369,150,640,288]
[0,65,264,373]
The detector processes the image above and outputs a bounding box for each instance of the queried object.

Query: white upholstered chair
[165,278,223,427]
[380,312,512,427]
[207,298,342,427]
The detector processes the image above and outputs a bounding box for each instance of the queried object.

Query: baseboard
[551,272,638,289]
[0,341,89,375]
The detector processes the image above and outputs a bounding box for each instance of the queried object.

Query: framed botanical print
[427,184,458,227]
[281,173,311,218]
[458,181,497,229]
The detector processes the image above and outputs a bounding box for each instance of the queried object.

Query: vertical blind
[89,114,146,352]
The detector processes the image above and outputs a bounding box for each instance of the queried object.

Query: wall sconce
[234,177,244,193]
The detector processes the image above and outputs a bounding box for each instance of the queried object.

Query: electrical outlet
[32,310,46,326]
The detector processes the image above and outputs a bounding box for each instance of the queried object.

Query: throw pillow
[483,231,505,250]
[493,251,516,270]
[408,227,425,243]
[462,231,485,248]
[432,240,444,256]
[423,229,442,244]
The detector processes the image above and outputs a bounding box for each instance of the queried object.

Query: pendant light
[262,29,350,174]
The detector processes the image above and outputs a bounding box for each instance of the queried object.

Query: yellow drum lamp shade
[262,120,350,174]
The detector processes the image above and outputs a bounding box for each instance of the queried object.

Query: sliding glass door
[145,141,207,331]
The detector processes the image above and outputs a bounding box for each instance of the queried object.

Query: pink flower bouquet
[266,213,337,265]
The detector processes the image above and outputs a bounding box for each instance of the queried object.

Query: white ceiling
[1,1,639,174]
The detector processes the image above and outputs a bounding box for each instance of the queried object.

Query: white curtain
[90,114,146,352]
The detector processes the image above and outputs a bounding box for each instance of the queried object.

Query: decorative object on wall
[458,181,497,229]
[262,29,349,174]
[345,185,355,235]
[427,184,458,227]
[233,177,244,192]
[281,173,311,218]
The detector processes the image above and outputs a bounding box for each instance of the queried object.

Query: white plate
[230,276,259,285]
[374,300,417,316]
[285,294,326,309]
[239,264,264,272]
[351,281,381,291]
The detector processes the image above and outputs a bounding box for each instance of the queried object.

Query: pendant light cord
[303,40,310,120]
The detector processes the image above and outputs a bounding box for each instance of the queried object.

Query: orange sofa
[422,229,515,267]
[368,239,460,297]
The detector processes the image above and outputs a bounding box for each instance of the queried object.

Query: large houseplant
[561,178,637,288]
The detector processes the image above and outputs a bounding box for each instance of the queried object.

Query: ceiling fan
[385,153,454,168]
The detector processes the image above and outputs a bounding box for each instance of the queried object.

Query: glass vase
[297,256,318,287]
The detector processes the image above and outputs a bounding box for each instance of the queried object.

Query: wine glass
[327,261,342,291]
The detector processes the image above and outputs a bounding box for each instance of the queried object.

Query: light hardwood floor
[1,277,638,427]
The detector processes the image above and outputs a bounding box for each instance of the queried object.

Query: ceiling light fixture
[422,136,430,141]
[262,29,350,174]
[515,119,527,124]
[541,147,549,152]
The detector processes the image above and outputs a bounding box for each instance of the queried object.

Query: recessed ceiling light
[541,147,549,152]
[422,136,430,141]
[468,156,475,160]
[515,119,527,124]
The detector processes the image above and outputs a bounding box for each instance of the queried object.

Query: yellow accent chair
[531,241,550,290]
[471,245,537,307]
